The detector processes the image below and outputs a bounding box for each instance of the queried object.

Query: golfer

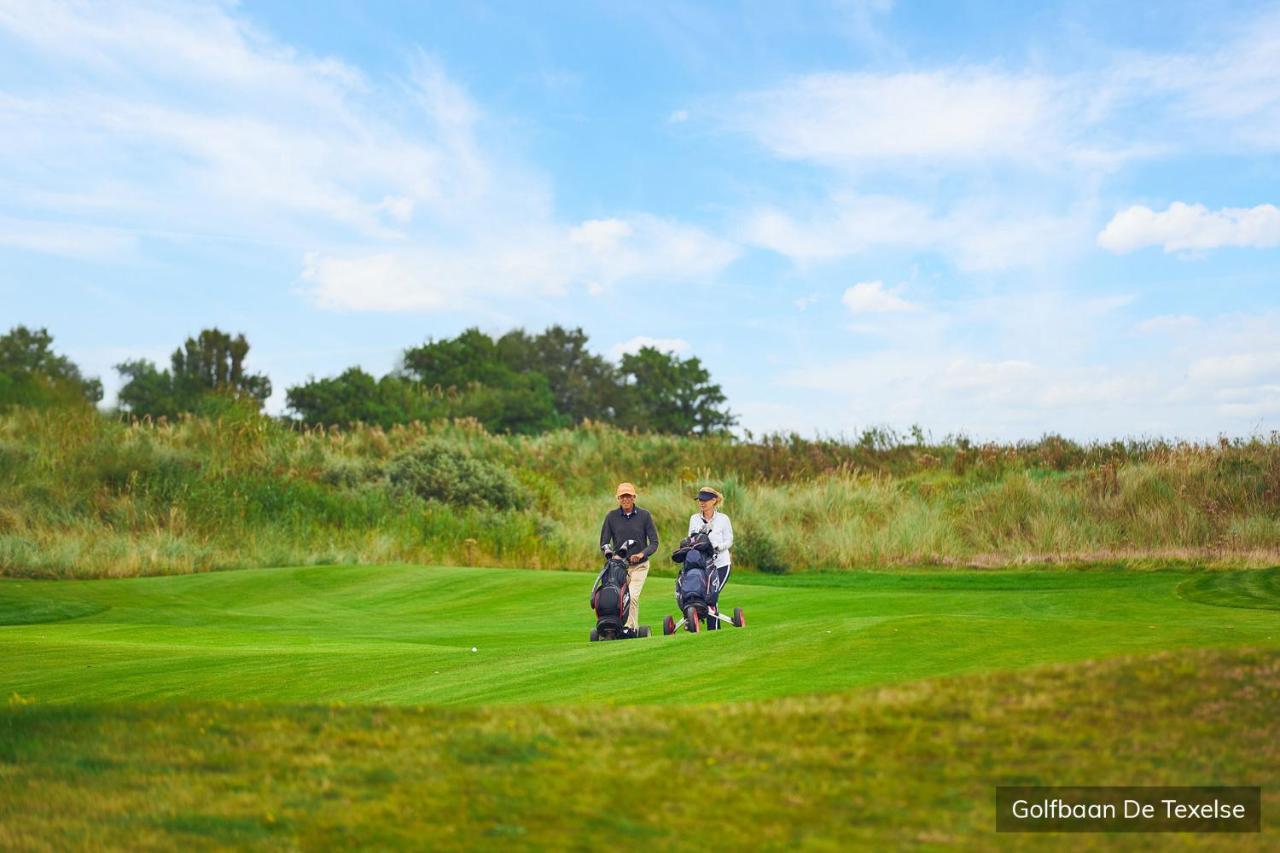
[690,486,733,610]
[599,482,659,635]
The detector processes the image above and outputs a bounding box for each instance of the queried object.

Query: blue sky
[2,0,1278,440]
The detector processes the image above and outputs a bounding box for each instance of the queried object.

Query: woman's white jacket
[688,510,733,569]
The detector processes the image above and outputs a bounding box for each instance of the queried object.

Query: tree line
[0,325,735,435]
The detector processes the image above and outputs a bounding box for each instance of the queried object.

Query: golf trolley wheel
[686,606,700,633]
[589,628,599,642]
[663,615,676,635]
[733,607,745,628]
[638,625,652,638]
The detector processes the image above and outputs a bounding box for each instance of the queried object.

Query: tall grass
[4,403,1280,578]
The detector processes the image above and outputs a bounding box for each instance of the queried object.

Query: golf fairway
[3,564,1278,705]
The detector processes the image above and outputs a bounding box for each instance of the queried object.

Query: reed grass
[4,403,1280,577]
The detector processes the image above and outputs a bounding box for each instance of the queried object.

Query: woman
[688,485,733,611]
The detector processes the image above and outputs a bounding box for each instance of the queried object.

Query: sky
[2,0,1279,441]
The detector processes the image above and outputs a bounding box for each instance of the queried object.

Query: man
[599,482,659,636]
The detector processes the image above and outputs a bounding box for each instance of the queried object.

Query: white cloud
[1187,352,1280,386]
[0,1,734,305]
[1098,202,1280,253]
[938,358,1035,391]
[765,308,1280,440]
[1136,314,1200,334]
[610,336,691,359]
[731,70,1079,168]
[299,214,738,311]
[0,11,494,252]
[569,218,633,253]
[786,354,1144,413]
[299,243,565,313]
[568,214,739,289]
[727,12,1280,172]
[720,11,1280,274]
[742,193,1094,271]
[842,280,915,313]
[780,349,1172,438]
[742,194,929,262]
[794,293,820,310]
[1111,13,1280,152]
[0,216,136,259]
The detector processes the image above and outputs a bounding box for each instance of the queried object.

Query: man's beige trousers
[626,560,649,630]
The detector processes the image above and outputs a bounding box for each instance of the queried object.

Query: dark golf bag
[664,529,743,635]
[671,533,716,611]
[591,546,633,639]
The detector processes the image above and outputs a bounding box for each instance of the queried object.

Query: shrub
[319,456,383,489]
[735,529,789,574]
[388,440,528,511]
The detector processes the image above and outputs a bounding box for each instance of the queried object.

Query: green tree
[170,329,271,405]
[495,326,618,423]
[114,359,180,418]
[401,328,511,389]
[617,347,735,435]
[401,329,562,434]
[287,368,442,428]
[116,329,271,417]
[0,326,102,409]
[449,378,564,435]
[285,326,736,435]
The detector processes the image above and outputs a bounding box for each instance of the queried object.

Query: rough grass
[2,647,1276,850]
[6,405,1280,577]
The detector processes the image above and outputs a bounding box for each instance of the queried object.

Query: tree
[116,328,271,417]
[400,328,563,434]
[114,359,181,418]
[287,368,441,428]
[170,329,271,405]
[495,326,618,423]
[284,326,736,435]
[617,347,735,435]
[449,378,565,435]
[0,325,102,409]
[401,328,511,389]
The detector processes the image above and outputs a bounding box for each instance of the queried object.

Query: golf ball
[471,647,478,652]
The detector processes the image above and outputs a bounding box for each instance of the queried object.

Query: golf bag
[671,532,720,610]
[591,540,635,638]
[664,528,744,635]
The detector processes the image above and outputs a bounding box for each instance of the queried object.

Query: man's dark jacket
[599,507,659,561]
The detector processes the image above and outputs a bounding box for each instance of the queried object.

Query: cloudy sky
[3,0,1279,440]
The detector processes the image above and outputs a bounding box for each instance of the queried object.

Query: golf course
[5,399,1280,847]
[3,563,1278,847]
[2,564,1279,706]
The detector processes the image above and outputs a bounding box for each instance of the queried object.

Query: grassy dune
[3,565,1279,706]
[2,647,1276,850]
[6,405,1280,577]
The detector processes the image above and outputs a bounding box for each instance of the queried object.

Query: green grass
[2,564,1278,706]
[3,565,1278,848]
[8,405,1280,578]
[2,647,1276,850]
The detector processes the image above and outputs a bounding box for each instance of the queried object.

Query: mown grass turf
[1,647,1276,850]
[1,565,1278,706]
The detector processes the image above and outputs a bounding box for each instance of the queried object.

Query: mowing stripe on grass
[1177,567,1280,612]
[1,564,1277,706]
